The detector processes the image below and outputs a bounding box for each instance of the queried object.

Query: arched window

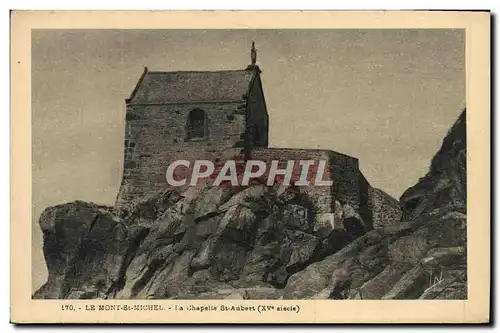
[187,109,206,139]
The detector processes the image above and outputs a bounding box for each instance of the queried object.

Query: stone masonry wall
[368,187,403,228]
[116,102,247,208]
[250,148,363,231]
[327,151,361,210]
[251,148,338,213]
[252,148,360,218]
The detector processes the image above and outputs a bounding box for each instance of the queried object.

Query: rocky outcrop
[33,109,466,300]
[283,215,466,299]
[283,109,467,300]
[32,201,128,299]
[34,183,376,299]
[400,109,466,221]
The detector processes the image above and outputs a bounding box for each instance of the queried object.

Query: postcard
[10,10,490,324]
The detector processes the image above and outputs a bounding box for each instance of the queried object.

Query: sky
[31,29,465,291]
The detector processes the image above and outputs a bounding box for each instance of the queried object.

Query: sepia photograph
[31,28,467,301]
[10,10,490,324]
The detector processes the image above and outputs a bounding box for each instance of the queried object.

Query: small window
[187,109,206,139]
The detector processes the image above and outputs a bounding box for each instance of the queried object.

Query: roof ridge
[127,67,260,104]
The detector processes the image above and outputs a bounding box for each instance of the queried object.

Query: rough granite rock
[33,109,466,300]
[33,201,128,299]
[34,182,376,299]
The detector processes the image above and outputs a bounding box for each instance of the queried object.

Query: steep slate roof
[126,68,257,104]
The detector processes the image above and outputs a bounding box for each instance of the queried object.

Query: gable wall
[116,102,247,208]
[246,75,269,147]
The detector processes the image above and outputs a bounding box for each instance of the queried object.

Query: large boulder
[33,201,129,299]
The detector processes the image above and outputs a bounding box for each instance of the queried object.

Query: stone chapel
[115,42,400,231]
